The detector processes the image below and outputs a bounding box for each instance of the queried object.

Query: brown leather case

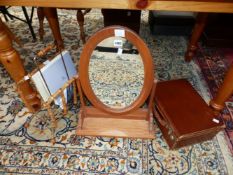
[154,79,225,149]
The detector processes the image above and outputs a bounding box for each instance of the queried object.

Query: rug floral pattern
[0,8,232,174]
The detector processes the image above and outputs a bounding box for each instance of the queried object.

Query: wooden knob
[136,0,148,9]
[37,44,55,57]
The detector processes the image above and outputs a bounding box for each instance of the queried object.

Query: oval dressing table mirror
[77,26,156,138]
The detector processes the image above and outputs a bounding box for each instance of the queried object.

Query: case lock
[167,126,175,140]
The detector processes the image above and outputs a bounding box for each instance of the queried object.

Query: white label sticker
[212,118,219,123]
[43,60,50,65]
[117,48,123,55]
[114,40,123,47]
[114,29,125,37]
[24,75,29,80]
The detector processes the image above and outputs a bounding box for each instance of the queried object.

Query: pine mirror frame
[79,26,154,115]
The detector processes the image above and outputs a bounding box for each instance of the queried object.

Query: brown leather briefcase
[154,79,225,149]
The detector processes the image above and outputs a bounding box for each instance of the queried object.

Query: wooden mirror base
[76,107,155,139]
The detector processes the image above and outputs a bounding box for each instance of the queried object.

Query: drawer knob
[136,0,148,9]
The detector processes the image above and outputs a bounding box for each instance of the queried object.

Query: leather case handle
[152,105,167,126]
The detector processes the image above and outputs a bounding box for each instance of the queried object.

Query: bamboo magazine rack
[17,44,80,143]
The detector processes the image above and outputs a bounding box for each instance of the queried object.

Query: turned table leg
[42,7,64,49]
[210,64,233,113]
[184,12,233,113]
[185,13,208,61]
[0,19,41,112]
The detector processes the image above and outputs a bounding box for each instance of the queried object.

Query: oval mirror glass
[88,36,144,109]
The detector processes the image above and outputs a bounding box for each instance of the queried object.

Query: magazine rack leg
[0,19,41,113]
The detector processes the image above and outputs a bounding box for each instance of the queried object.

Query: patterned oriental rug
[195,47,233,155]
[0,9,233,174]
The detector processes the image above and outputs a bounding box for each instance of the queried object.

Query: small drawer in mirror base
[76,107,155,139]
